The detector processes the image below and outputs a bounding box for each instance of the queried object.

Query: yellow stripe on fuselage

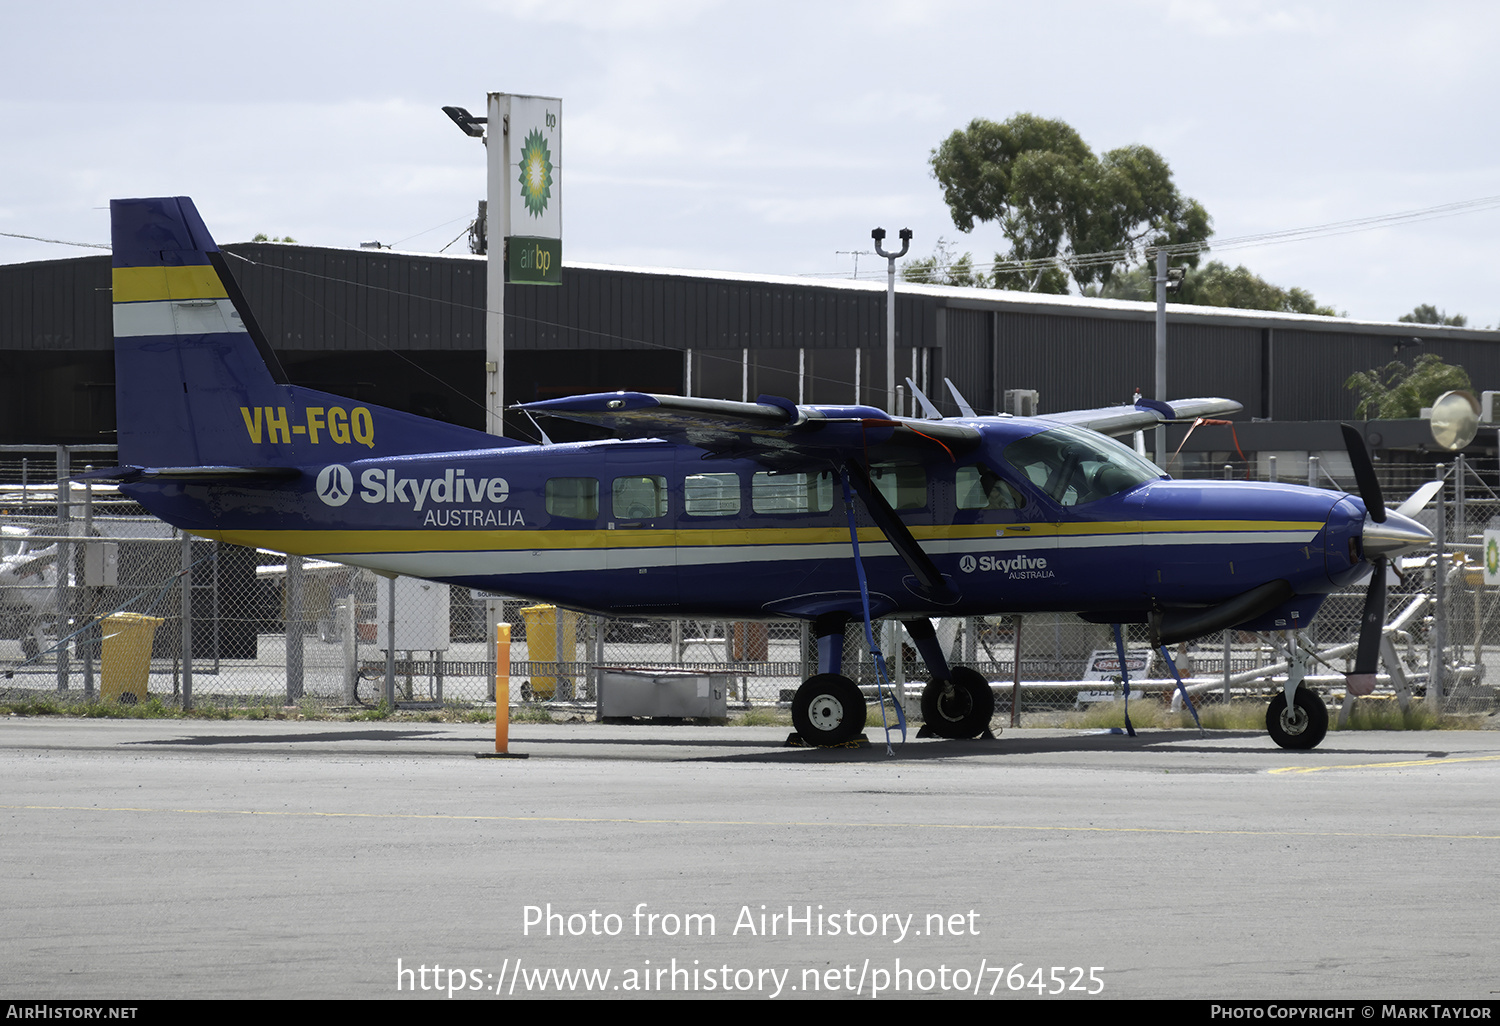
[193,519,1324,557]
[112,265,229,304]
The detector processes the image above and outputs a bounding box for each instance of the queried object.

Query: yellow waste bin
[100,612,164,704]
[518,604,577,700]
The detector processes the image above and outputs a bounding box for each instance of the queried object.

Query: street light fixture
[872,227,912,415]
[442,106,487,138]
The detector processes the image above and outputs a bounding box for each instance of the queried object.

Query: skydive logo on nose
[316,465,354,507]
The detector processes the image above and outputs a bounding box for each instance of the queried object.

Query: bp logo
[1488,535,1499,578]
[316,464,354,507]
[518,128,554,218]
[960,555,977,573]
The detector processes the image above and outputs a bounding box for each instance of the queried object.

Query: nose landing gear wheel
[920,666,995,739]
[791,673,866,746]
[1266,687,1328,750]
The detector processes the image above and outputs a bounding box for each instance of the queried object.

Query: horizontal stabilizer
[76,465,301,484]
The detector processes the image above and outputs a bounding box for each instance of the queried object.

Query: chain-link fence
[2,445,1496,719]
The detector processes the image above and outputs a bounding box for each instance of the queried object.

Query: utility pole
[872,227,911,415]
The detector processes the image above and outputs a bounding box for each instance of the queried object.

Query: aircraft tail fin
[111,196,515,470]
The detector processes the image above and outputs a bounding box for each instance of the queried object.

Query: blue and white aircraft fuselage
[103,196,1432,749]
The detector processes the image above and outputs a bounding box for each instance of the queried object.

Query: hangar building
[2,241,1496,476]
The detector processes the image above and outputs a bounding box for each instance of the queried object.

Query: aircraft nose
[1363,509,1433,559]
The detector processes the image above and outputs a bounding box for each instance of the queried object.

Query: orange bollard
[478,622,527,759]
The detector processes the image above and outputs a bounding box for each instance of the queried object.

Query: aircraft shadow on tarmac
[129,729,450,746]
[122,727,1455,764]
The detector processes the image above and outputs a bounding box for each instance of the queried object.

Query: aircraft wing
[1039,397,1243,437]
[519,392,981,465]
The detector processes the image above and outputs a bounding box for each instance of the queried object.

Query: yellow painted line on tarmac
[1270,753,1500,775]
[4,803,1499,841]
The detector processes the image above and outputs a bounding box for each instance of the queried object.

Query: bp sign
[506,96,561,285]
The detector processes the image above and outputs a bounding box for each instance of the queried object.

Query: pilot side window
[683,472,741,516]
[613,475,669,519]
[752,470,835,514]
[546,478,598,519]
[956,465,1025,510]
[1002,425,1160,507]
[870,462,927,510]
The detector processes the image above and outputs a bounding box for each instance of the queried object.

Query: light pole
[1148,248,1185,466]
[872,227,911,415]
[443,103,508,435]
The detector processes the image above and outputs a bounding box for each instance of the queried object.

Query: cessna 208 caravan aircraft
[102,196,1433,749]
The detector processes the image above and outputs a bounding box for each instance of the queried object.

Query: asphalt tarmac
[4,717,1499,1001]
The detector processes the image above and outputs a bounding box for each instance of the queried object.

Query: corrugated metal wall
[4,243,1500,441]
[505,267,933,353]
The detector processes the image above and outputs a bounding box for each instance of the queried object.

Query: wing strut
[839,466,905,751]
[843,462,955,603]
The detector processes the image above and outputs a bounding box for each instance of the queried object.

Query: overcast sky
[4,1,1498,329]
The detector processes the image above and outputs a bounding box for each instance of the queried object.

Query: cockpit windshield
[1002,424,1164,507]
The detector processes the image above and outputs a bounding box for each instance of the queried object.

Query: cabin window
[752,470,835,514]
[684,472,741,516]
[613,475,669,519]
[1002,425,1160,507]
[870,462,928,510]
[956,465,1025,510]
[545,477,598,519]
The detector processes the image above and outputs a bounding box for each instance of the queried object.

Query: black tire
[20,634,39,661]
[921,666,995,739]
[1266,687,1328,750]
[791,674,866,746]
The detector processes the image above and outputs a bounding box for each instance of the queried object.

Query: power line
[851,193,1500,283]
[0,231,108,250]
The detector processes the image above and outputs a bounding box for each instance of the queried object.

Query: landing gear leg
[1266,634,1328,750]
[788,614,868,747]
[905,618,995,740]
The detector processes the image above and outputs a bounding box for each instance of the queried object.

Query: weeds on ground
[1336,699,1462,731]
[508,703,556,723]
[731,707,790,727]
[866,703,907,729]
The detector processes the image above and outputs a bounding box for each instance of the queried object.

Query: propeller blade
[1346,556,1387,696]
[1341,423,1386,523]
[1396,480,1443,519]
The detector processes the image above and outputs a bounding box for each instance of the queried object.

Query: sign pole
[484,93,510,437]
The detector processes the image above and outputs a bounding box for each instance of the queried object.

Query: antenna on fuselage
[522,410,553,446]
[905,377,943,420]
[943,378,978,418]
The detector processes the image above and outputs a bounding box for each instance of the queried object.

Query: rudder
[111,196,511,470]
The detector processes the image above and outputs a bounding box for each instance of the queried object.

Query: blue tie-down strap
[1111,623,1136,738]
[1159,646,1205,735]
[841,467,905,751]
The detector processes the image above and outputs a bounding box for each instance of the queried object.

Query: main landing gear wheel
[921,666,994,740]
[1266,687,1328,750]
[791,673,866,746]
